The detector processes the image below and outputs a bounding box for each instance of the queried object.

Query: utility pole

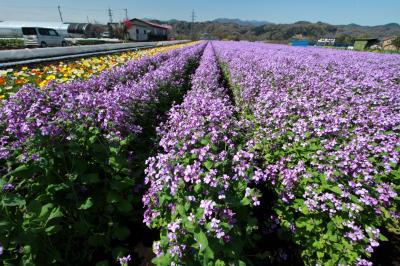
[87,15,90,23]
[190,9,196,40]
[108,8,113,23]
[108,8,113,38]
[124,8,128,20]
[58,5,64,23]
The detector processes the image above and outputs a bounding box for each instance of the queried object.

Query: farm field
[0,41,399,266]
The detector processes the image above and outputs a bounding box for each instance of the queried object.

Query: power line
[2,4,129,23]
[1,4,123,12]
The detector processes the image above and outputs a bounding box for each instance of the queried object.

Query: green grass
[0,38,24,48]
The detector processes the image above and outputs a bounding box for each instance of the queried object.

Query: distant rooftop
[130,18,171,30]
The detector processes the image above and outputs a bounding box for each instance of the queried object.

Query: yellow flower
[46,75,56,81]
[1,42,196,99]
[39,80,48,87]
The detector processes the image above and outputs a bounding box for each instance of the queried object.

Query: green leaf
[2,194,26,207]
[200,138,210,146]
[6,165,32,178]
[79,197,94,210]
[295,217,308,228]
[240,197,251,206]
[195,230,209,251]
[328,186,342,195]
[194,183,202,193]
[379,234,389,241]
[47,206,63,222]
[204,160,213,170]
[39,204,63,223]
[193,227,215,263]
[45,225,60,235]
[159,194,171,205]
[313,240,323,249]
[39,203,53,219]
[203,245,214,261]
[215,260,226,266]
[176,204,186,216]
[109,156,126,171]
[152,253,172,265]
[327,221,336,233]
[46,183,69,194]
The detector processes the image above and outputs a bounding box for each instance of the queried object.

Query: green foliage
[0,128,140,265]
[335,33,355,45]
[0,38,24,48]
[0,53,201,265]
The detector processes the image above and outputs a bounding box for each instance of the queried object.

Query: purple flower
[200,199,216,218]
[356,258,373,266]
[2,183,15,192]
[118,254,131,265]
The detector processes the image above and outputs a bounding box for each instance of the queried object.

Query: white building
[127,19,170,41]
[317,34,336,46]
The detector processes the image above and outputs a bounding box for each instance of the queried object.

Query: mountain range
[147,18,400,43]
[212,18,271,26]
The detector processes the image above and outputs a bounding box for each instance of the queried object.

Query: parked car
[22,27,67,48]
[101,31,111,38]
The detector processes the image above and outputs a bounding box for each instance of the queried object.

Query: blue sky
[0,0,399,26]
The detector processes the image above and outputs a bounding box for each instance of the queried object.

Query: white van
[22,27,67,48]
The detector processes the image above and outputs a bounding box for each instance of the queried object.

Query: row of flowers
[213,41,400,265]
[0,42,193,100]
[0,43,205,265]
[144,43,255,265]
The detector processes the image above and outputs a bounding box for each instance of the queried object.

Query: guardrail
[0,40,190,68]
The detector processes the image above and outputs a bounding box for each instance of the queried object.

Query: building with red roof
[127,18,171,41]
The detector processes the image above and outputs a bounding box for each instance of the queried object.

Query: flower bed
[214,41,400,265]
[0,42,205,265]
[0,42,193,100]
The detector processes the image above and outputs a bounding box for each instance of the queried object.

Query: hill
[149,19,400,43]
[212,18,271,26]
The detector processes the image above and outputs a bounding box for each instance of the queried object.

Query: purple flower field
[0,41,399,265]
